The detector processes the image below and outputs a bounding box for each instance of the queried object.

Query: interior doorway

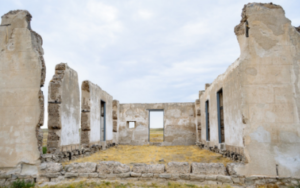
[100,100,106,141]
[149,110,164,142]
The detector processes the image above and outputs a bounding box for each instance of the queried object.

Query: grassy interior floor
[64,145,233,166]
[149,128,163,142]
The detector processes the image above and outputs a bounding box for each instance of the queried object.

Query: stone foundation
[1,162,299,187]
[197,141,247,163]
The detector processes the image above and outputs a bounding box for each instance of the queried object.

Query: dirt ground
[64,145,233,166]
[149,128,163,142]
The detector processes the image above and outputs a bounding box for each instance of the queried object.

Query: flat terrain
[42,129,48,146]
[64,145,232,166]
[149,128,163,142]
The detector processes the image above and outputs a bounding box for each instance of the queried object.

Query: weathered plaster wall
[112,100,120,144]
[47,63,80,152]
[119,103,196,145]
[0,10,45,168]
[100,90,113,142]
[200,3,300,177]
[81,80,114,146]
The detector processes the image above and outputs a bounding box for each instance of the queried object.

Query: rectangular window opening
[217,89,225,143]
[128,121,136,129]
[149,110,164,143]
[205,100,210,141]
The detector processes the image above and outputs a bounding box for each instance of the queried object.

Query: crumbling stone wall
[47,63,80,153]
[199,3,300,177]
[119,103,196,145]
[112,100,119,144]
[81,80,115,148]
[0,10,45,169]
[195,91,204,142]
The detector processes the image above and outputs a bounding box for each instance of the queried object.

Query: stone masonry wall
[81,80,115,148]
[47,63,80,153]
[199,3,300,177]
[112,100,120,144]
[119,103,196,145]
[0,10,45,169]
[1,162,299,187]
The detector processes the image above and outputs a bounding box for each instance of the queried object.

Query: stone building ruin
[0,2,300,186]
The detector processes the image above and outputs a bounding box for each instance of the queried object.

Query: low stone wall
[41,144,115,163]
[1,162,299,187]
[197,141,247,163]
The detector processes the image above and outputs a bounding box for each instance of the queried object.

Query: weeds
[43,146,47,154]
[10,179,35,188]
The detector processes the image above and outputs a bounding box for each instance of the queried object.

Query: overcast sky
[1,0,300,128]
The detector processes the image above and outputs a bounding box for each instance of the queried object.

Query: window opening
[205,100,210,141]
[149,110,164,143]
[217,89,225,143]
[128,121,136,129]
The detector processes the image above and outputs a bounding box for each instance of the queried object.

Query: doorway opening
[149,110,164,143]
[217,89,225,143]
[205,100,210,141]
[100,100,106,141]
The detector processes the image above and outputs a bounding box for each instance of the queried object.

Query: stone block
[64,162,97,173]
[78,173,89,178]
[245,176,257,185]
[113,163,130,174]
[206,175,217,181]
[171,174,179,180]
[65,173,78,178]
[141,173,153,178]
[192,163,226,175]
[0,174,11,179]
[226,163,237,175]
[217,175,232,184]
[40,173,60,178]
[180,174,190,180]
[130,172,141,177]
[132,163,148,173]
[97,161,130,174]
[98,174,106,179]
[159,173,171,179]
[166,162,190,174]
[40,163,63,173]
[148,164,165,174]
[190,174,206,181]
[88,173,98,178]
[117,173,130,178]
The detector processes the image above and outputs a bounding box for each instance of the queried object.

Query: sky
[150,111,164,129]
[1,0,300,128]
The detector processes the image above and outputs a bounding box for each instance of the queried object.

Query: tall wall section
[199,3,300,177]
[47,63,80,152]
[0,10,45,169]
[119,103,196,145]
[81,80,115,147]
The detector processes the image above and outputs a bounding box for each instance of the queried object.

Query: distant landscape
[149,128,163,142]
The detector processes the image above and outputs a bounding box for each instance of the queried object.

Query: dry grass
[64,145,233,166]
[149,128,163,142]
[39,180,234,188]
[42,129,48,146]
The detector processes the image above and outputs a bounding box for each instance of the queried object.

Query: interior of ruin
[0,2,300,187]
